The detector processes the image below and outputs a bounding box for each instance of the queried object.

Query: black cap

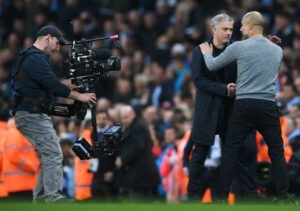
[37,25,68,45]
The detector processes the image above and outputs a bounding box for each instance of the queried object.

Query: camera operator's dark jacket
[191,39,236,145]
[115,117,160,191]
[14,45,71,113]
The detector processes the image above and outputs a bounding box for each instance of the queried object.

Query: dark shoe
[214,199,227,204]
[52,197,75,203]
[271,194,299,205]
[45,192,74,203]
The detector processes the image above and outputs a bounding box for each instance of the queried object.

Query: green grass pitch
[0,202,299,211]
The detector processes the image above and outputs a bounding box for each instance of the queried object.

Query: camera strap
[12,49,45,92]
[11,49,51,111]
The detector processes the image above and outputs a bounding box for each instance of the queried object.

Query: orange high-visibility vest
[176,131,190,197]
[0,130,8,198]
[160,131,192,202]
[74,128,93,200]
[0,121,8,130]
[2,126,39,193]
[256,117,292,163]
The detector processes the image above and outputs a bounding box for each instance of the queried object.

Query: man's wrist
[68,90,80,101]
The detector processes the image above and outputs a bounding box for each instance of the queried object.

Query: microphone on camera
[92,48,111,60]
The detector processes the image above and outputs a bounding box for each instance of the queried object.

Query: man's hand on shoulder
[199,42,213,55]
[267,35,282,44]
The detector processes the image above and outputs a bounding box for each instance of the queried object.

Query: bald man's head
[120,105,136,127]
[243,11,265,30]
[240,11,265,39]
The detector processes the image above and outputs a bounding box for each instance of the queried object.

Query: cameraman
[12,25,96,203]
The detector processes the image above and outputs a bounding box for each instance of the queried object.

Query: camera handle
[88,85,99,147]
[91,101,98,147]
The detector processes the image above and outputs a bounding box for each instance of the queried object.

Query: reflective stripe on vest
[4,171,33,176]
[75,184,91,188]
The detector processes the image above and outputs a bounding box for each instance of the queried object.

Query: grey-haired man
[200,11,290,202]
[186,13,257,201]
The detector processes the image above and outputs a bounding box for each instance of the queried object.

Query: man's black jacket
[191,40,236,145]
[115,117,160,190]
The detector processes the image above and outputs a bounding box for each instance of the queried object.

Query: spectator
[91,110,117,200]
[115,105,160,201]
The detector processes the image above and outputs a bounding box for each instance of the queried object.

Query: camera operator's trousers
[15,111,64,202]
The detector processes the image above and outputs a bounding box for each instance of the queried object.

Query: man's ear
[45,35,51,43]
[248,22,254,30]
[211,27,216,36]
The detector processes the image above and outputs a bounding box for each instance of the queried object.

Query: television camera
[65,34,121,86]
[72,124,125,159]
[51,34,125,158]
[50,34,121,120]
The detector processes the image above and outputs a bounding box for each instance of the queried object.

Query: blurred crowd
[1,0,300,203]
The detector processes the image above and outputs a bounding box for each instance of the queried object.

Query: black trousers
[188,141,257,200]
[187,144,210,199]
[217,99,289,198]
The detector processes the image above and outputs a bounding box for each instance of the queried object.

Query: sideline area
[0,203,299,211]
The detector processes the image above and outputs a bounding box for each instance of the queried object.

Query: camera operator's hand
[60,79,79,90]
[79,93,97,104]
[69,90,97,105]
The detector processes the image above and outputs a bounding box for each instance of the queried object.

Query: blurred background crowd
[1,0,300,203]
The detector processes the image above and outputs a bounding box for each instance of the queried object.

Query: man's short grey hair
[210,14,234,28]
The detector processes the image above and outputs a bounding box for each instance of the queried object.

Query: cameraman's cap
[37,25,68,45]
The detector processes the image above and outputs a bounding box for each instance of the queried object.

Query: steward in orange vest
[0,128,8,198]
[74,128,94,200]
[176,130,191,199]
[256,116,292,163]
[2,120,39,197]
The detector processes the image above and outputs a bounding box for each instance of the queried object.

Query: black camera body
[49,100,88,120]
[65,39,121,85]
[72,124,125,159]
[49,35,121,120]
[59,34,124,159]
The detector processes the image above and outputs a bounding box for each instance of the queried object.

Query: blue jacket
[14,45,71,112]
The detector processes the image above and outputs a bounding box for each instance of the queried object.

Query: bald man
[115,105,160,200]
[119,105,136,128]
[200,11,290,202]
